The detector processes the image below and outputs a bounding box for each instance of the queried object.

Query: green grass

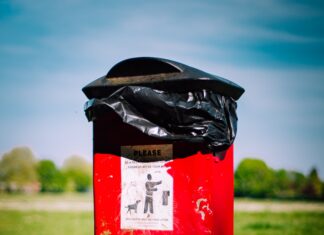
[0,210,93,235]
[235,212,324,235]
[0,194,324,235]
[0,211,323,235]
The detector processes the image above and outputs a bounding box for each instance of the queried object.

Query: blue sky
[0,0,324,177]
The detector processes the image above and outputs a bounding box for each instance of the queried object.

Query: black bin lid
[82,57,244,100]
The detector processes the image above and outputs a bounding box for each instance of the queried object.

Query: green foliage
[235,158,275,198]
[0,147,93,194]
[275,169,290,189]
[273,170,307,199]
[62,156,92,192]
[0,147,38,192]
[235,158,323,200]
[273,169,292,198]
[289,171,307,198]
[37,160,66,193]
[302,168,322,199]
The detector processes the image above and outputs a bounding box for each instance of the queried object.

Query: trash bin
[83,57,244,235]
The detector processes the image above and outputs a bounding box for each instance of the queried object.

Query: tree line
[235,158,324,200]
[0,147,323,200]
[0,147,92,193]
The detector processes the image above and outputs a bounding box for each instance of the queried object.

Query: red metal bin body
[93,112,233,235]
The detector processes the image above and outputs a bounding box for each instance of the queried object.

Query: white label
[120,145,173,231]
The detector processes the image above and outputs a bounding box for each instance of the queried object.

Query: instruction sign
[120,145,173,231]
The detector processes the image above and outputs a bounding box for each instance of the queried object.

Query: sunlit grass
[0,194,323,235]
[235,212,324,235]
[0,210,93,235]
[0,210,323,235]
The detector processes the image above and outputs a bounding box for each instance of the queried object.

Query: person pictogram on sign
[144,174,162,215]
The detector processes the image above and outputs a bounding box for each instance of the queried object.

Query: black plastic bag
[85,86,238,153]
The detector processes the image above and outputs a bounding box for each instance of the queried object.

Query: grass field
[0,210,93,235]
[0,210,323,235]
[235,212,324,235]
[0,194,323,235]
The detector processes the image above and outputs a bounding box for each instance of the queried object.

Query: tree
[62,155,92,192]
[274,169,292,198]
[273,170,308,199]
[289,171,307,198]
[37,160,66,193]
[0,147,38,193]
[235,158,275,198]
[302,168,322,199]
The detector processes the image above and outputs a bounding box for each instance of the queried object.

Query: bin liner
[85,85,238,154]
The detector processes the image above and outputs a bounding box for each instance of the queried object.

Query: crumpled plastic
[85,86,238,153]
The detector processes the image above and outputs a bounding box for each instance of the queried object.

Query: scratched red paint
[94,146,233,235]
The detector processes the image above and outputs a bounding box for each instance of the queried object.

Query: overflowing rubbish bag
[85,85,238,153]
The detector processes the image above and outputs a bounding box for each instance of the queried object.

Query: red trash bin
[83,57,244,235]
